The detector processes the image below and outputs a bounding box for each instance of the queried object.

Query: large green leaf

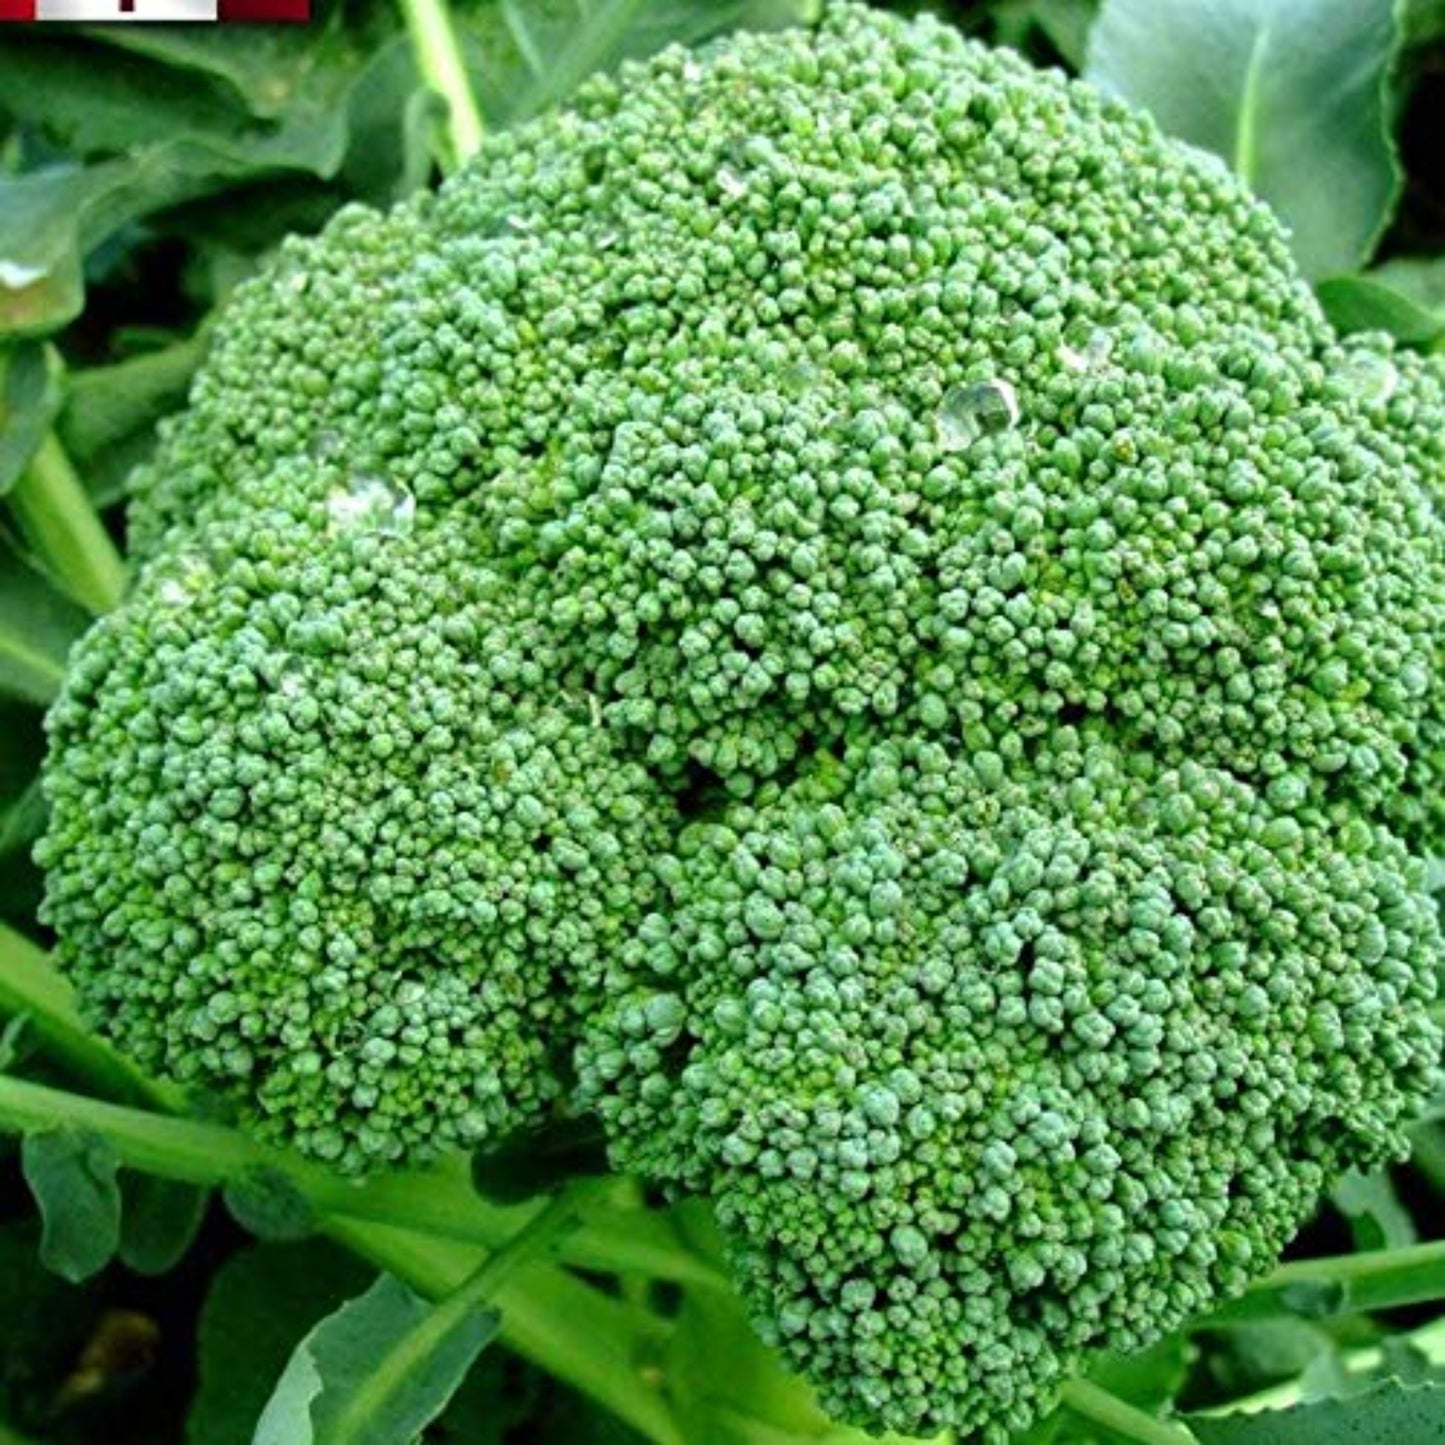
[75,17,364,120]
[1086,0,1403,278]
[0,26,380,338]
[254,1273,500,1445]
[1188,1381,1445,1442]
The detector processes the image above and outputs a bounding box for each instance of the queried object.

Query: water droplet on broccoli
[937,380,1019,450]
[716,166,749,200]
[1340,352,1398,409]
[155,554,213,607]
[327,475,416,536]
[310,429,344,461]
[1057,323,1113,372]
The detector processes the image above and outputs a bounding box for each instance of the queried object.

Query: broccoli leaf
[254,1273,501,1445]
[1086,0,1402,278]
[489,0,820,124]
[20,1127,122,1284]
[189,1239,372,1445]
[1187,1381,1445,1442]
[1317,255,1445,346]
[117,1173,209,1277]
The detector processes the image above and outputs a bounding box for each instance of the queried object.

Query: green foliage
[1317,256,1445,347]
[1188,1381,1445,1443]
[223,1166,318,1243]
[116,1173,208,1277]
[1087,0,1402,277]
[255,1273,500,1445]
[20,1129,121,1284]
[190,1240,374,1445]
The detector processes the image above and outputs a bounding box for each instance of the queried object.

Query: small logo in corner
[0,0,308,20]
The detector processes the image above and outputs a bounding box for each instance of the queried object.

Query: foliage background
[0,1,1443,1441]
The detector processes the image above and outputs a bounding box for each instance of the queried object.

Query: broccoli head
[37,2,1443,1438]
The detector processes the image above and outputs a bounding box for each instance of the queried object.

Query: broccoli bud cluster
[37,4,1443,1438]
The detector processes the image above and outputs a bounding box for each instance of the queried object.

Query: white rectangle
[36,0,217,18]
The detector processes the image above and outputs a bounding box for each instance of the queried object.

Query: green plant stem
[1215,1237,1445,1320]
[1059,1380,1198,1444]
[0,1073,713,1289]
[395,0,484,168]
[7,432,125,614]
[0,1073,681,1440]
[1263,1237,1445,1286]
[0,923,159,1103]
[327,1182,603,1440]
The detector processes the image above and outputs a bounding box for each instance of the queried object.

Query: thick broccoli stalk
[36,2,1443,1439]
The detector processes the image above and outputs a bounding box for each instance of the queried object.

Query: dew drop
[596,231,620,252]
[327,474,416,536]
[937,380,1020,450]
[0,260,47,290]
[310,428,344,461]
[156,553,213,608]
[1339,352,1398,409]
[278,656,307,698]
[1058,322,1114,372]
[716,165,748,200]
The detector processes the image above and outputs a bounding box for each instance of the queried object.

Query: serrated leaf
[1188,1380,1445,1442]
[20,1128,122,1284]
[189,1239,371,1445]
[118,1172,208,1277]
[1087,0,1403,278]
[223,1165,316,1243]
[255,1273,501,1445]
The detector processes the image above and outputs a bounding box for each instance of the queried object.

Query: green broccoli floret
[578,733,1439,1436]
[41,487,668,1169]
[35,2,1443,1439]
